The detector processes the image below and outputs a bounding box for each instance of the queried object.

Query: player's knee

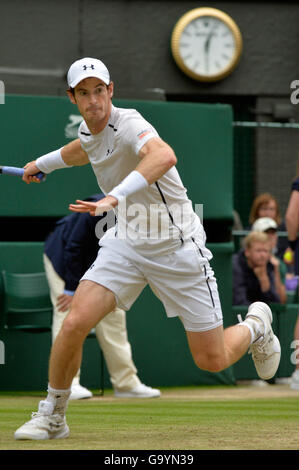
[61,312,88,340]
[193,353,227,373]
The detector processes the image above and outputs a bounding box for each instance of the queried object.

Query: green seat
[1,270,105,394]
[1,271,52,332]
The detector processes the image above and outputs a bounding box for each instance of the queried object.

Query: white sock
[237,314,264,344]
[237,321,255,344]
[46,384,71,416]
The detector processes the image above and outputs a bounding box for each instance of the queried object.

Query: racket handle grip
[1,166,45,180]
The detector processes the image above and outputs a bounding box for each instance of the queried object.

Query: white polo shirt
[78,104,207,257]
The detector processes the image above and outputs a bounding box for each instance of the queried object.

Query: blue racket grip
[0,166,45,180]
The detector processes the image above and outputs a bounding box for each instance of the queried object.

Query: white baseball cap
[67,57,110,88]
[252,217,278,232]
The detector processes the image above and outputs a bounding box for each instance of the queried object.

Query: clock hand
[204,24,218,73]
[204,23,217,54]
[204,33,212,54]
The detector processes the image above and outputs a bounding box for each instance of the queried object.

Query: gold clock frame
[171,7,243,82]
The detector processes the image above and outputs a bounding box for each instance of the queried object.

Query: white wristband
[108,170,148,202]
[35,148,71,174]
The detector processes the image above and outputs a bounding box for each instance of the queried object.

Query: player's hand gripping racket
[0,166,45,181]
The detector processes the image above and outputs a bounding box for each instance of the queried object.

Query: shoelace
[248,342,269,361]
[31,412,46,420]
[30,412,62,426]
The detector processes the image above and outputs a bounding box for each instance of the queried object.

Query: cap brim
[69,72,110,88]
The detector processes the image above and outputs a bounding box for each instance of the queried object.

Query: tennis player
[15,57,281,440]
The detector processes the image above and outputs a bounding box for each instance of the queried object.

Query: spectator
[44,194,160,399]
[285,176,299,390]
[249,193,282,227]
[252,217,287,304]
[248,192,287,259]
[233,231,281,306]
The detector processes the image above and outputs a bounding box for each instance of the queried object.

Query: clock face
[171,8,242,82]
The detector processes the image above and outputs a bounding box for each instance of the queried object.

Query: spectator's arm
[232,256,251,306]
[285,190,299,248]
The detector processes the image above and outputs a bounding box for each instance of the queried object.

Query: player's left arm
[135,137,177,184]
[69,138,177,216]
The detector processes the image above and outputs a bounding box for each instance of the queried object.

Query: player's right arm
[22,139,89,184]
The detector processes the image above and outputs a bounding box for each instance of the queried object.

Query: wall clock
[171,7,243,82]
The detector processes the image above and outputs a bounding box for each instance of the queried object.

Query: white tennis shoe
[245,302,281,380]
[14,400,69,440]
[69,383,93,400]
[114,383,161,398]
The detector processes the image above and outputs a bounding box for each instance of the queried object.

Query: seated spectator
[249,192,282,227]
[248,193,288,261]
[233,231,282,306]
[252,217,287,304]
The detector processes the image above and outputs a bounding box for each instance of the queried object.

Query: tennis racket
[0,166,45,181]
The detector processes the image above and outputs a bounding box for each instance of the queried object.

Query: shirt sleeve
[121,111,160,155]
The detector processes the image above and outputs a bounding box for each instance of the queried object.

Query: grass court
[1,384,298,450]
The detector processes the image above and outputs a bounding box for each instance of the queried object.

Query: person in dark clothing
[44,194,106,297]
[285,174,299,390]
[233,231,281,306]
[44,193,160,400]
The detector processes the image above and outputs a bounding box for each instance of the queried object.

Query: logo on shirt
[65,114,84,139]
[137,128,152,139]
[106,148,114,157]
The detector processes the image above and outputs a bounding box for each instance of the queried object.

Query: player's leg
[185,301,281,380]
[14,280,116,440]
[15,242,147,440]
[186,323,251,373]
[147,240,280,380]
[49,279,116,390]
[44,255,91,399]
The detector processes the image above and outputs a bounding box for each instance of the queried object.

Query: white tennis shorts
[81,237,223,332]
